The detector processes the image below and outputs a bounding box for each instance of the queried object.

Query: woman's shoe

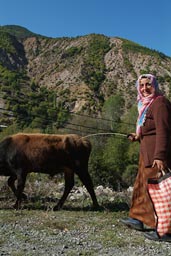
[144,231,171,242]
[120,217,144,231]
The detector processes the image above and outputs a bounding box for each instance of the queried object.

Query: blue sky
[0,0,170,56]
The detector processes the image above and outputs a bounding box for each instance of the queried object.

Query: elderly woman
[121,74,171,242]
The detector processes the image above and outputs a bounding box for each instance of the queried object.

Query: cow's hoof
[22,193,27,200]
[92,204,102,211]
[13,200,22,210]
[93,202,100,208]
[13,203,20,210]
[53,205,61,211]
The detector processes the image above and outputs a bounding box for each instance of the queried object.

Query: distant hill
[0,25,44,39]
[0,25,171,130]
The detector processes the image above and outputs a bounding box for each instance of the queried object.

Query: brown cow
[0,133,99,210]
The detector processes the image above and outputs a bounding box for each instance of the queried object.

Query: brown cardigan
[140,96,171,167]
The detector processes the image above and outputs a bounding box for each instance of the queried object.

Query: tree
[102,94,125,131]
[102,136,129,189]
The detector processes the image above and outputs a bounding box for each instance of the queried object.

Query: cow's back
[63,134,91,154]
[8,133,91,173]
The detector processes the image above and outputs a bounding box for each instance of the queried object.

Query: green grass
[0,177,169,255]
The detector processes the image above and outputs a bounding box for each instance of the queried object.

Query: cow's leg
[53,168,74,211]
[76,168,99,208]
[8,176,27,200]
[13,171,27,209]
[8,175,17,195]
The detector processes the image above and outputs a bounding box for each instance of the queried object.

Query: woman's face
[139,78,154,97]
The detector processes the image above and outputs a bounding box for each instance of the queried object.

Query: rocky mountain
[0,25,171,128]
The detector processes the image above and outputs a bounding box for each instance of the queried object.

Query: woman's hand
[127,133,140,142]
[152,159,167,171]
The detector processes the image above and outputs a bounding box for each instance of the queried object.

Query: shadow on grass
[61,202,129,212]
[0,196,129,212]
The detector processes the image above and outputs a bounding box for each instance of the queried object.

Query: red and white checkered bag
[148,170,171,237]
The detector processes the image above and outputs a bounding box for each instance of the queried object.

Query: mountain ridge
[0,25,171,128]
[0,25,45,39]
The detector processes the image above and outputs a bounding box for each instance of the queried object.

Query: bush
[122,164,138,187]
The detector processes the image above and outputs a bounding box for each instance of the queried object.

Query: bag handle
[161,168,171,176]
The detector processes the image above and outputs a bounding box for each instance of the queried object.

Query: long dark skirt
[129,154,159,228]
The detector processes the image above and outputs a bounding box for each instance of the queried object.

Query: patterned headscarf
[136,74,162,135]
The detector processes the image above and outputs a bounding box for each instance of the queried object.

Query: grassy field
[0,176,171,255]
[0,200,145,255]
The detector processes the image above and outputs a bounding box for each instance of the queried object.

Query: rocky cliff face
[0,26,171,116]
[22,35,171,113]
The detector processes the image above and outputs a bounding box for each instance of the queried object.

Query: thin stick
[82,132,127,139]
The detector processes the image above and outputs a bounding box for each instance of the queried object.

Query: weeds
[0,176,168,255]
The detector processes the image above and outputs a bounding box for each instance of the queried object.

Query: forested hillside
[0,25,171,189]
